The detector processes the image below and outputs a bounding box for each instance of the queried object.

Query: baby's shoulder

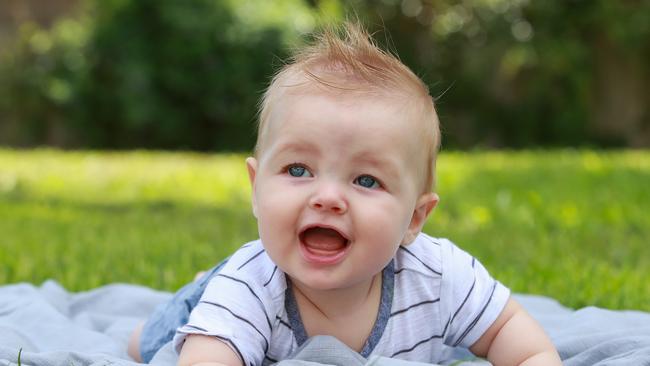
[216,240,286,296]
[221,239,266,270]
[394,233,449,278]
[397,234,480,279]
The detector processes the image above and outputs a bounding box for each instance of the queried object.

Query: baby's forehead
[272,77,418,120]
[281,86,406,110]
[263,89,420,142]
[261,87,429,152]
[258,67,434,145]
[261,79,428,134]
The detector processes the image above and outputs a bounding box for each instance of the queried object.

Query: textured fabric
[275,336,436,366]
[0,280,169,366]
[1,280,650,365]
[173,233,510,365]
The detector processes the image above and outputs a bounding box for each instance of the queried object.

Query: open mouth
[299,226,350,264]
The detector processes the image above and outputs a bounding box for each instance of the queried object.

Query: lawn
[1,148,648,311]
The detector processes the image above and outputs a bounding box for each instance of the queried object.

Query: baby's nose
[308,183,348,214]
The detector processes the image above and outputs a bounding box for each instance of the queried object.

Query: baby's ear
[402,193,438,245]
[246,157,258,218]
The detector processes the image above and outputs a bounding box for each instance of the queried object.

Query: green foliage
[1,149,649,311]
[351,0,649,147]
[0,17,91,146]
[0,0,288,150]
[77,0,285,150]
[1,1,648,149]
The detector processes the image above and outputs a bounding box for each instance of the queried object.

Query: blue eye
[355,175,380,189]
[287,165,312,178]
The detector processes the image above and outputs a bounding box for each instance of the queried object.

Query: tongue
[302,227,347,252]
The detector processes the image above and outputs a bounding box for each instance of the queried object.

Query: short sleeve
[438,239,510,348]
[173,273,274,366]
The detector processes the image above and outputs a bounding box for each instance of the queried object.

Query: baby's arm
[469,297,562,366]
[177,334,243,366]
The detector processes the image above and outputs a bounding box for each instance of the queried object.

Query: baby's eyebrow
[353,153,401,177]
[273,141,318,156]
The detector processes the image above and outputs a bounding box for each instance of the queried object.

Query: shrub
[0,0,287,151]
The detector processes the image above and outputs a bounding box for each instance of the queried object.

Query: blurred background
[1,1,649,310]
[1,0,648,151]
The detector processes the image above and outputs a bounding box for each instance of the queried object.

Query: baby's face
[247,89,434,292]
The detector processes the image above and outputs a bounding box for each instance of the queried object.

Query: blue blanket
[0,280,648,365]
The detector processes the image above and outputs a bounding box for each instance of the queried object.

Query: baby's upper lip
[298,223,351,242]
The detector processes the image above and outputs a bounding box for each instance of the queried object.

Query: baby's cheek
[364,211,405,245]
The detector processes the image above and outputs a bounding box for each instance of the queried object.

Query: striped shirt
[173,233,510,366]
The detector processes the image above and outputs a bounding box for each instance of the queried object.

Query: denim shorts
[139,258,228,363]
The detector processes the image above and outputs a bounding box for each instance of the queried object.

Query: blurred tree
[587,1,649,147]
[0,0,79,41]
[322,0,649,148]
[0,17,89,146]
[0,0,648,149]
[0,0,288,150]
[75,0,285,150]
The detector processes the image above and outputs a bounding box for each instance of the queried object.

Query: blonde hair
[256,22,441,192]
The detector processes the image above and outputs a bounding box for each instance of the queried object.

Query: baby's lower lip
[299,240,349,265]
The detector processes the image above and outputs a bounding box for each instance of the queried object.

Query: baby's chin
[292,278,358,294]
[289,267,382,294]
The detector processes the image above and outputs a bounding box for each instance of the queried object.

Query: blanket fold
[0,281,648,366]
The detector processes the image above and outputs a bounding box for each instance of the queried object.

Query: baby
[128,22,561,366]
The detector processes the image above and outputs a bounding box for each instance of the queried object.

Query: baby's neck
[291,273,383,351]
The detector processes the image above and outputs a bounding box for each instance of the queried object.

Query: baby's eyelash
[282,163,313,178]
[354,174,383,189]
[281,162,305,172]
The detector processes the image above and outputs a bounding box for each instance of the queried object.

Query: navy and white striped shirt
[174,233,510,366]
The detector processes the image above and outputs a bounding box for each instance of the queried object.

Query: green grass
[1,148,649,311]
